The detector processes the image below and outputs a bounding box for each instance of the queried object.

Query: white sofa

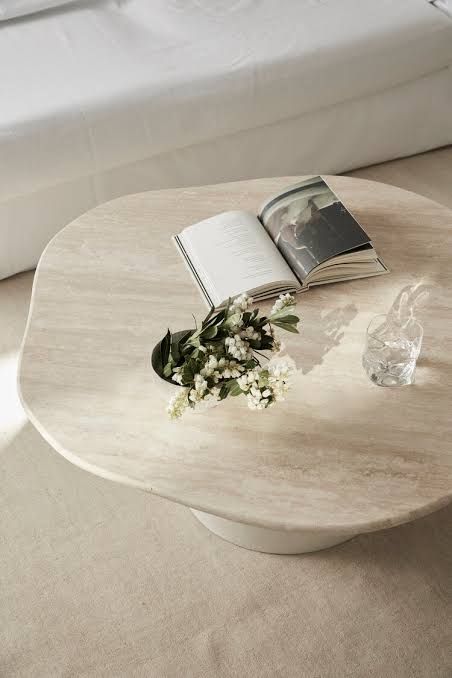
[1,0,451,280]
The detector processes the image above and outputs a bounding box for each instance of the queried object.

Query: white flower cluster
[172,354,246,385]
[167,388,190,420]
[171,367,184,385]
[230,293,253,313]
[225,334,253,360]
[168,354,248,418]
[190,379,222,408]
[237,359,295,410]
[268,359,295,395]
[200,354,245,381]
[224,317,262,361]
[241,325,261,342]
[188,374,209,403]
[236,369,260,393]
[271,293,295,315]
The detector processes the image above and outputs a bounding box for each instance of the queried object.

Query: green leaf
[268,306,297,321]
[243,359,259,370]
[187,335,201,348]
[202,308,225,329]
[260,335,274,350]
[214,309,227,324]
[201,325,218,340]
[175,330,192,355]
[218,383,229,400]
[163,361,174,378]
[271,321,299,334]
[170,340,181,363]
[217,379,245,398]
[159,329,171,370]
[181,358,198,384]
[223,312,241,329]
[225,379,243,397]
[201,306,215,327]
[258,370,269,388]
[279,314,300,325]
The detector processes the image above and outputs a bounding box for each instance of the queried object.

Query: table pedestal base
[191,509,357,554]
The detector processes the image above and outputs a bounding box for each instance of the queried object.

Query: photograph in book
[260,176,374,283]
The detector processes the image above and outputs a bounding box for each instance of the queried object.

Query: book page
[177,211,297,307]
[259,176,371,284]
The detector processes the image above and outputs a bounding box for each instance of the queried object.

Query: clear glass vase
[362,314,423,387]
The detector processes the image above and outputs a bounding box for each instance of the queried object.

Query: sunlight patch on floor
[0,350,27,448]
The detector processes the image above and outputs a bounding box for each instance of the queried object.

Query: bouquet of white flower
[152,293,300,419]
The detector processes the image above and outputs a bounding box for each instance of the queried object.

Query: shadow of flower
[298,302,358,375]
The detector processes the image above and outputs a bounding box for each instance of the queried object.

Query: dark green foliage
[153,296,300,393]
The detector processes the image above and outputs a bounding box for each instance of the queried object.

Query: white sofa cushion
[1,0,451,203]
[0,0,77,20]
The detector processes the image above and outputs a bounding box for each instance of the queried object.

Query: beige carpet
[1,148,452,677]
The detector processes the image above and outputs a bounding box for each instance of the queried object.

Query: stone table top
[18,176,452,533]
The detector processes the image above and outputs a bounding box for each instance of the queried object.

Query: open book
[174,176,388,308]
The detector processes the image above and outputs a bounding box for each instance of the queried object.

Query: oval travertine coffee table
[18,177,452,554]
